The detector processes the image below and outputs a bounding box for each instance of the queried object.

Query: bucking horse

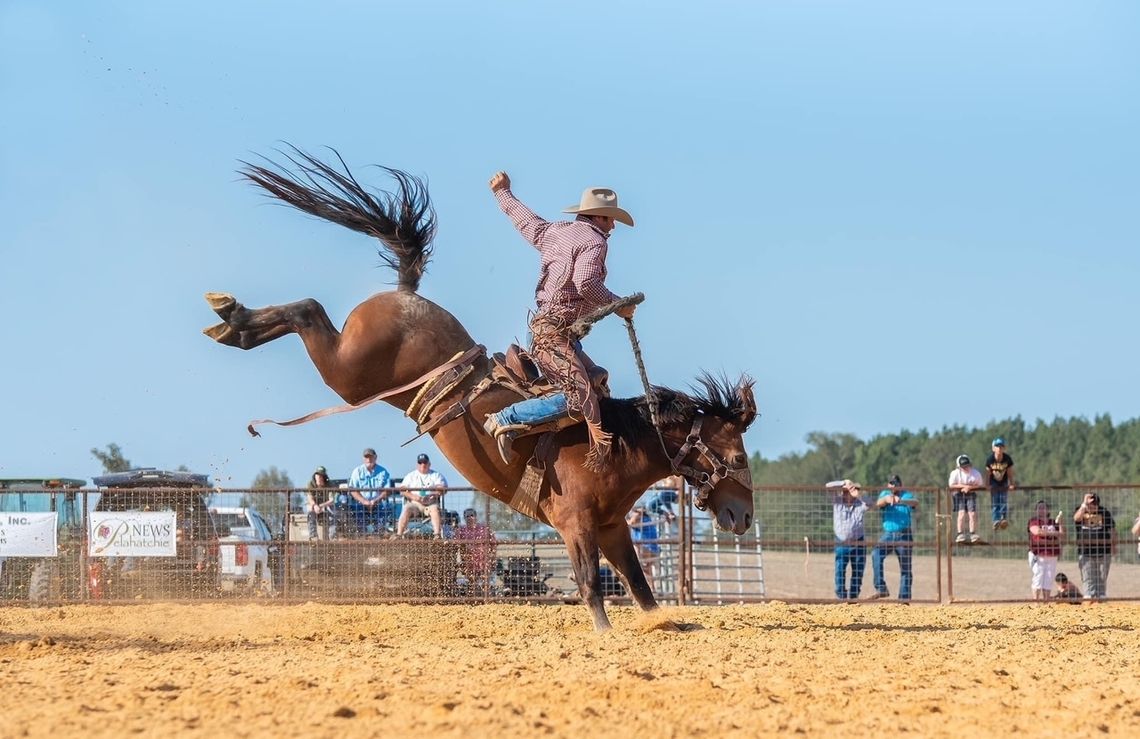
[203,147,757,630]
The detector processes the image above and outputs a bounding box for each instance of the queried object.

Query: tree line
[749,414,1140,489]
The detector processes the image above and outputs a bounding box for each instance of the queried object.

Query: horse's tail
[240,144,435,292]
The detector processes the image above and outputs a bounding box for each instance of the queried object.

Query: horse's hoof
[203,322,240,347]
[205,292,237,319]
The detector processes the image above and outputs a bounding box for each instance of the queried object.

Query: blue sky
[2,1,1138,490]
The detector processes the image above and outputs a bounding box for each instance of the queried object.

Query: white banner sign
[0,512,58,557]
[89,511,177,557]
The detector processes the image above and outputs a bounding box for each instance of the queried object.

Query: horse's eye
[731,453,747,465]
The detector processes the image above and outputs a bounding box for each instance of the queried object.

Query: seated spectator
[348,447,392,536]
[456,508,497,591]
[949,454,984,544]
[305,466,335,540]
[1054,572,1082,602]
[626,506,660,592]
[395,453,448,539]
[441,509,459,540]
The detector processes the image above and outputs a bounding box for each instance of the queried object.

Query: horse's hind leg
[202,293,338,351]
[598,524,659,612]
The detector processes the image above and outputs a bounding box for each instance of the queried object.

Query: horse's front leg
[598,523,659,612]
[560,522,611,631]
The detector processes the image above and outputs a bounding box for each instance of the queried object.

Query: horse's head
[661,377,758,535]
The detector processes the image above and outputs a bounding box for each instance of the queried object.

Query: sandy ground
[2,602,1138,738]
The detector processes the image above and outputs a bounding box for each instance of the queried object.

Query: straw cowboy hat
[563,187,635,227]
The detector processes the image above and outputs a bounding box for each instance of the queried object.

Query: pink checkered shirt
[496,188,620,322]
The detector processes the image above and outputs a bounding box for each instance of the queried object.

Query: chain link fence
[5,481,1137,605]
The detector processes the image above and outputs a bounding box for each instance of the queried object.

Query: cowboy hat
[563,187,634,227]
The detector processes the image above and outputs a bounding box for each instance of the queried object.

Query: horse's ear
[735,379,758,429]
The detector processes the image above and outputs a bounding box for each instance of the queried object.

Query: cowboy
[483,171,637,468]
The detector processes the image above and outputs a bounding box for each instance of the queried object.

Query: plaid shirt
[496,188,619,322]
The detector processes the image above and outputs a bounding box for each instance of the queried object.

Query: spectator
[1073,492,1116,601]
[305,466,335,540]
[984,437,1017,532]
[647,475,683,526]
[395,453,448,539]
[828,479,870,601]
[626,506,660,592]
[456,508,497,592]
[1131,512,1140,557]
[949,454,984,544]
[441,509,459,540]
[347,447,392,536]
[1054,572,1083,602]
[871,474,917,601]
[1027,500,1064,601]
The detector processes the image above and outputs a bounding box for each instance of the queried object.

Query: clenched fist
[489,171,511,193]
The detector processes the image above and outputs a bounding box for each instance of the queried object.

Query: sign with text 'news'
[0,513,58,557]
[88,512,177,557]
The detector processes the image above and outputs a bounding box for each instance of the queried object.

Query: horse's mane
[239,145,435,292]
[600,374,755,452]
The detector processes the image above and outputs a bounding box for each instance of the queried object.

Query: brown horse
[204,148,757,630]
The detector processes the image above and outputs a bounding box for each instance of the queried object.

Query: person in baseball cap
[950,453,984,543]
[985,437,1016,532]
[396,453,449,539]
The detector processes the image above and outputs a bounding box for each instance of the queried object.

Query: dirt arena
[2,603,1138,738]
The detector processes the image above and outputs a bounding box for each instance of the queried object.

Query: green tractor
[0,478,87,602]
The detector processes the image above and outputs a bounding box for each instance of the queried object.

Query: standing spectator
[347,447,392,536]
[949,454,985,543]
[871,475,918,601]
[1054,572,1083,602]
[827,479,870,601]
[305,466,335,540]
[395,453,448,539]
[626,506,660,592]
[984,437,1016,531]
[1027,500,1064,600]
[1073,492,1116,600]
[456,508,497,593]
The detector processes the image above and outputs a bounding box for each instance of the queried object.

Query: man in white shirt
[395,453,449,539]
[949,454,985,544]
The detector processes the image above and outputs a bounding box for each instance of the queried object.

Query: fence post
[81,489,90,603]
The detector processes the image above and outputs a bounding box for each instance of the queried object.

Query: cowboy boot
[483,415,519,465]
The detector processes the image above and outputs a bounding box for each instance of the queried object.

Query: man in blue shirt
[347,447,392,535]
[871,474,918,601]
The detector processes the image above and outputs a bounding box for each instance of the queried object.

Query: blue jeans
[493,393,568,427]
[872,530,914,600]
[1078,554,1110,600]
[834,540,866,599]
[990,488,1008,523]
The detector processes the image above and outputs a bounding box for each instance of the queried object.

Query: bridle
[664,414,754,511]
[619,308,753,510]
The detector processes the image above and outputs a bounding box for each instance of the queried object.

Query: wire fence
[3,482,1138,605]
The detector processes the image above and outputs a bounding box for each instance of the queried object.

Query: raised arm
[491,172,550,247]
